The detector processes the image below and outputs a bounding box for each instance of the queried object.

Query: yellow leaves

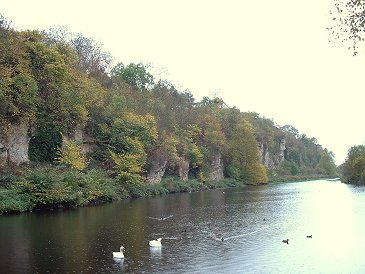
[186,124,202,140]
[124,112,158,144]
[110,151,146,185]
[56,137,88,171]
[197,171,207,183]
[189,144,203,168]
[111,151,144,174]
[247,163,268,184]
[159,131,179,162]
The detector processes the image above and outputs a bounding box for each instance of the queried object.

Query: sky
[2,0,365,165]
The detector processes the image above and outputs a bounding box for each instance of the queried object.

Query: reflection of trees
[0,215,31,272]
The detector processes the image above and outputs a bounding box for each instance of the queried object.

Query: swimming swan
[149,238,162,247]
[113,246,125,259]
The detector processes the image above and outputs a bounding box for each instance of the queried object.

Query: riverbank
[0,165,245,215]
[0,165,332,215]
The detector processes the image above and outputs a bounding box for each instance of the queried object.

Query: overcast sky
[2,0,365,165]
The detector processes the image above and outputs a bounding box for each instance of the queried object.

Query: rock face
[177,157,189,181]
[0,123,30,167]
[209,151,224,181]
[66,125,94,154]
[259,138,286,169]
[146,153,168,185]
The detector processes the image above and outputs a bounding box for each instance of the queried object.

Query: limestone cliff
[208,151,224,181]
[177,157,189,181]
[0,123,30,167]
[146,152,168,184]
[64,125,95,154]
[259,138,286,169]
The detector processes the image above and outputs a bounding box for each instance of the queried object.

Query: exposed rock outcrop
[146,152,168,185]
[259,138,286,169]
[0,123,30,167]
[209,151,224,181]
[65,125,95,154]
[177,157,189,181]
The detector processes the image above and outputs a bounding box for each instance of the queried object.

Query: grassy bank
[0,166,244,215]
[268,174,336,183]
[0,165,333,215]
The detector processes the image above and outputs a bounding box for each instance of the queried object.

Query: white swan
[113,246,125,259]
[149,238,162,247]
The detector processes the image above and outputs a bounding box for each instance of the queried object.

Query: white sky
[2,0,365,165]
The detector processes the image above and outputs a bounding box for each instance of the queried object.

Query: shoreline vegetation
[0,165,333,215]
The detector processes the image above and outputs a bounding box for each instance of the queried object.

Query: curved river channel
[1,179,365,273]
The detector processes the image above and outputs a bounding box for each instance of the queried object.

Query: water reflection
[1,180,365,273]
[149,246,162,258]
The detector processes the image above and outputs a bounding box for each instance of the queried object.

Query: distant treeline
[0,15,338,213]
[341,145,365,185]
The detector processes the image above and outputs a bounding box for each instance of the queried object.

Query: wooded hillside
[0,16,338,213]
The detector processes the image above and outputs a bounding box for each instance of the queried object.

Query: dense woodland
[0,16,338,214]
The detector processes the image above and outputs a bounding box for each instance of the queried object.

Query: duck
[149,238,162,247]
[113,246,125,259]
[282,239,289,244]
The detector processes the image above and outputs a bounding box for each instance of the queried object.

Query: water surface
[1,179,365,273]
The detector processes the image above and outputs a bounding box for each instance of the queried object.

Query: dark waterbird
[306,235,312,238]
[282,239,289,244]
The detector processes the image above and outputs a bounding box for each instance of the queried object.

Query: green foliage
[111,62,154,91]
[110,151,145,185]
[0,174,20,187]
[0,188,34,214]
[0,167,117,213]
[0,26,40,132]
[280,160,300,176]
[108,112,158,154]
[316,149,337,176]
[342,145,365,184]
[0,20,336,213]
[227,120,268,184]
[28,124,62,162]
[226,164,247,181]
[205,178,244,189]
[189,144,204,168]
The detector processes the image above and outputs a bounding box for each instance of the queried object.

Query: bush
[0,174,21,187]
[0,187,34,214]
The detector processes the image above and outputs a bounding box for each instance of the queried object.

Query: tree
[227,120,268,184]
[70,33,112,83]
[317,149,337,176]
[0,24,39,135]
[111,62,154,91]
[342,145,365,184]
[329,0,365,55]
[56,138,88,171]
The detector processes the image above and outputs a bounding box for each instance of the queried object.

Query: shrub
[56,138,89,171]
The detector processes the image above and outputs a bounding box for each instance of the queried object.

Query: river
[1,179,365,273]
